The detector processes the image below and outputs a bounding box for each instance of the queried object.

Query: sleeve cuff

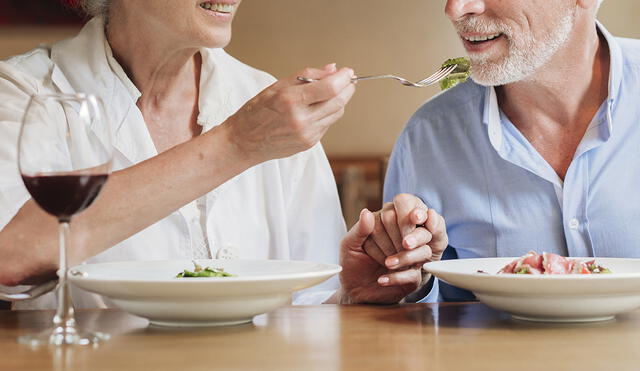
[416,277,440,303]
[402,276,440,303]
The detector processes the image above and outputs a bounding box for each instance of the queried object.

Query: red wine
[21,174,108,222]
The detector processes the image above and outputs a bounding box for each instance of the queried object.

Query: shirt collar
[482,86,503,151]
[50,17,156,164]
[48,17,251,160]
[196,48,235,131]
[103,32,142,102]
[597,20,623,108]
[103,45,236,130]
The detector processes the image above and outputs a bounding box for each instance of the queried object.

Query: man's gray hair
[81,0,110,17]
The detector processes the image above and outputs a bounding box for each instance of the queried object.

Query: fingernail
[405,236,416,247]
[387,258,399,268]
[378,276,390,285]
[326,63,337,71]
[416,209,426,221]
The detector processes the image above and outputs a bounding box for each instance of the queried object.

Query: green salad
[176,261,236,278]
[440,57,472,90]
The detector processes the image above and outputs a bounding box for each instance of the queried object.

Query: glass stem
[52,221,76,337]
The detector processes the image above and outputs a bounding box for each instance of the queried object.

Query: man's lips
[461,32,503,42]
[460,33,506,53]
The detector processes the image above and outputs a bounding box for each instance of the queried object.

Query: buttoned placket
[563,101,613,257]
[561,157,592,257]
[194,49,243,260]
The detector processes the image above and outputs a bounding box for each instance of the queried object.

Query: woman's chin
[198,31,232,49]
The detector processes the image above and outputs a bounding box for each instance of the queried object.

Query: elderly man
[383,0,640,301]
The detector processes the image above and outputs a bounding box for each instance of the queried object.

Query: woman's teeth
[463,33,502,42]
[199,2,235,13]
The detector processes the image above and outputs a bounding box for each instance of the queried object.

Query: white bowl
[424,257,640,322]
[69,259,341,327]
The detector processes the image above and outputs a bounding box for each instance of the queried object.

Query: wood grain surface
[2,303,639,371]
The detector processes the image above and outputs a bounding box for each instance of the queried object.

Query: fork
[297,64,457,88]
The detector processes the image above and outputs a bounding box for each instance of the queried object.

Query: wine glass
[17,93,112,346]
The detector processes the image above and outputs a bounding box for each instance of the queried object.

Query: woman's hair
[80,0,110,17]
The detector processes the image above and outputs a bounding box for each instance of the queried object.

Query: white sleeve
[281,143,346,305]
[0,61,38,230]
[0,62,53,304]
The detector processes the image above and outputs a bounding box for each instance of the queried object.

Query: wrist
[328,288,354,304]
[210,119,259,169]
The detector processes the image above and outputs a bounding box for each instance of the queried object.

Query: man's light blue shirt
[384,23,640,302]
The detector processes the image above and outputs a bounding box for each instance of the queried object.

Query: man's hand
[338,194,448,304]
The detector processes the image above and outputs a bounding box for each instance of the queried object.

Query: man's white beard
[459,11,575,87]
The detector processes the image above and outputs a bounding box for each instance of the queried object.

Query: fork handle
[297,76,386,83]
[351,75,397,81]
[297,76,358,83]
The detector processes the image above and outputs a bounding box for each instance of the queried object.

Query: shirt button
[216,246,239,260]
[569,218,580,230]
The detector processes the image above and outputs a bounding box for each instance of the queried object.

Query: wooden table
[2,303,640,371]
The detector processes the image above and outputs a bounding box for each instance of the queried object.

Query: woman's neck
[105,13,201,108]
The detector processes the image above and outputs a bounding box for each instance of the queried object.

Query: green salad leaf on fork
[440,57,472,90]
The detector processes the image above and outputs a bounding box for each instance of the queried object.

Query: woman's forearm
[0,65,357,287]
[0,123,253,286]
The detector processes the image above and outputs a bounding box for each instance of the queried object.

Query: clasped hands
[339,194,448,304]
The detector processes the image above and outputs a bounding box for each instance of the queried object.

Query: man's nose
[445,0,485,21]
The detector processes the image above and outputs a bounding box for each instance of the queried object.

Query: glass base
[18,326,110,346]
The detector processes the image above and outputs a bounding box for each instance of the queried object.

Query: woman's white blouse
[0,18,346,308]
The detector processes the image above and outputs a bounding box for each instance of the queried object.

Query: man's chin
[468,59,530,87]
[472,72,526,87]
[468,63,506,87]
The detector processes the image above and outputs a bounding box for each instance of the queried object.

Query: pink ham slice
[497,251,588,274]
[520,253,544,274]
[542,252,574,274]
[498,251,543,274]
[498,259,519,274]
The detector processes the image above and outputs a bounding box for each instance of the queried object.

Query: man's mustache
[454,17,511,38]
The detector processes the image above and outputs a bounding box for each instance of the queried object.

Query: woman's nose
[445,0,486,21]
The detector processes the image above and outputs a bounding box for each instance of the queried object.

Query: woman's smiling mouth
[199,2,236,14]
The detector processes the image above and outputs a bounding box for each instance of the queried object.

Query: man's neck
[496,20,610,134]
[494,15,610,180]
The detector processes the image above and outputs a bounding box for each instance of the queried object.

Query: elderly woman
[0,0,446,308]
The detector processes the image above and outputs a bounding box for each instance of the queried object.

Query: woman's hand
[338,194,448,304]
[223,64,356,164]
